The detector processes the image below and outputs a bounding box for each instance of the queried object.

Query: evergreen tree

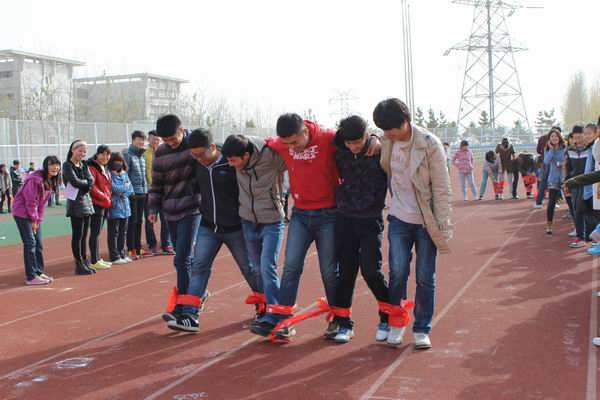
[426,107,439,129]
[415,107,425,126]
[478,110,490,127]
[438,111,448,127]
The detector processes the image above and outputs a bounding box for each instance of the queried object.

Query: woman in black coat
[62,140,96,275]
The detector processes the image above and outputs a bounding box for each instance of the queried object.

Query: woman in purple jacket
[12,156,61,285]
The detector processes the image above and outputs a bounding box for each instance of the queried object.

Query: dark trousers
[572,189,596,240]
[127,194,146,252]
[14,216,44,280]
[334,213,389,329]
[89,205,106,263]
[145,205,171,249]
[107,218,128,261]
[0,189,11,212]
[547,189,560,222]
[70,216,91,260]
[512,171,519,197]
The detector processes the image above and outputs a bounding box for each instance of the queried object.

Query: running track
[0,175,598,400]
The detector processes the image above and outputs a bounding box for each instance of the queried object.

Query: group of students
[0,160,39,214]
[11,98,452,348]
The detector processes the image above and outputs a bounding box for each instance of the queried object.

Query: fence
[0,118,540,167]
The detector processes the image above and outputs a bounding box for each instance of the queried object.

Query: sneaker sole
[167,323,198,333]
[386,340,403,347]
[162,312,177,322]
[334,333,354,344]
[414,343,431,350]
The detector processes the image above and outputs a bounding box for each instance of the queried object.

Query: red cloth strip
[177,294,201,308]
[166,287,178,313]
[245,292,267,314]
[378,300,415,328]
[266,304,297,315]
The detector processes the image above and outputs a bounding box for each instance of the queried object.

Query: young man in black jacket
[331,115,390,343]
[10,160,23,196]
[166,128,263,332]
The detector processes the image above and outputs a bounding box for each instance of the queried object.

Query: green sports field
[0,204,74,246]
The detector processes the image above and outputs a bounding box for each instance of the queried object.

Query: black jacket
[62,159,95,217]
[194,151,241,233]
[148,131,201,222]
[334,135,387,217]
[516,152,536,174]
[563,143,590,181]
[9,166,22,189]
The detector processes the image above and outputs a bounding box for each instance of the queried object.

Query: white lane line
[586,256,598,400]
[359,209,534,400]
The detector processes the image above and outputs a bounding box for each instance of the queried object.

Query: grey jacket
[236,136,286,224]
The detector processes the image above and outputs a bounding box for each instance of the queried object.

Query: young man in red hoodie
[265,113,379,340]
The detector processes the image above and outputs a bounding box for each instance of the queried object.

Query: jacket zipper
[208,164,217,233]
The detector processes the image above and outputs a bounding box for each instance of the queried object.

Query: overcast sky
[2,0,598,127]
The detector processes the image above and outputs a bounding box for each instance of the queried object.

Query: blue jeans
[278,207,339,316]
[387,215,437,334]
[184,225,261,315]
[536,165,549,205]
[479,170,498,199]
[241,219,285,325]
[14,216,44,281]
[167,214,201,296]
[458,172,477,199]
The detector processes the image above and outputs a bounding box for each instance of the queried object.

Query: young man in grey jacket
[222,134,287,337]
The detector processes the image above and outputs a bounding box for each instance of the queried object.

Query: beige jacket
[380,124,453,253]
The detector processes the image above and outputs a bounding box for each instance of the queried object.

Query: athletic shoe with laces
[334,327,354,343]
[26,275,50,285]
[39,273,54,282]
[167,314,199,333]
[533,204,542,209]
[593,337,600,347]
[250,320,277,337]
[588,244,600,255]
[150,246,162,256]
[568,229,577,237]
[274,325,297,340]
[414,332,432,349]
[387,326,405,346]
[570,238,585,248]
[162,245,175,255]
[111,258,127,265]
[324,321,340,340]
[376,322,390,342]
[99,259,112,267]
[90,261,111,270]
[139,248,154,258]
[123,256,133,263]
[128,250,139,260]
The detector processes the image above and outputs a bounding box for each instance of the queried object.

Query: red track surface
[0,172,598,400]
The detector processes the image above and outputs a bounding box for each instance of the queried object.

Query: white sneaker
[463,197,468,201]
[533,204,542,209]
[375,322,390,342]
[414,333,431,349]
[593,337,600,347]
[387,327,405,346]
[112,258,127,265]
[123,256,133,263]
[99,259,112,266]
[568,229,577,237]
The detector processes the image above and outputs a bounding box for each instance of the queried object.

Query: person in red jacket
[87,145,113,271]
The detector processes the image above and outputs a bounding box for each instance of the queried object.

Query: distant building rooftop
[74,73,189,84]
[0,49,85,66]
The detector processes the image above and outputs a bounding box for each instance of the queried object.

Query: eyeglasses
[191,150,208,160]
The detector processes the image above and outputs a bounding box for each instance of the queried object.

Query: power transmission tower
[329,89,359,124]
[445,0,539,138]
[401,0,415,120]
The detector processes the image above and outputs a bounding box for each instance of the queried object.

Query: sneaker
[324,321,340,340]
[375,322,390,342]
[512,195,519,200]
[334,327,355,344]
[476,197,483,201]
[90,261,111,270]
[162,310,180,322]
[138,249,154,258]
[123,256,133,263]
[162,246,175,255]
[82,259,96,274]
[39,273,54,282]
[111,258,127,265]
[128,250,139,260]
[98,259,112,267]
[150,246,162,256]
[495,194,501,201]
[199,289,211,312]
[533,204,542,209]
[167,314,199,333]
[274,325,297,340]
[568,229,577,238]
[26,275,50,285]
[463,197,468,201]
[527,193,534,199]
[594,337,600,347]
[387,327,405,346]
[250,320,276,337]
[588,245,600,255]
[414,332,432,349]
[570,238,586,248]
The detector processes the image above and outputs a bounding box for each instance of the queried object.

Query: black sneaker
[199,289,211,312]
[324,321,339,340]
[167,314,199,333]
[250,321,276,337]
[274,326,297,340]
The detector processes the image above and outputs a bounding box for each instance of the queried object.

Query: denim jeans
[184,224,261,315]
[572,187,596,240]
[478,170,498,199]
[536,165,549,206]
[14,216,44,280]
[167,213,201,295]
[278,207,339,317]
[241,219,284,325]
[387,215,437,334]
[458,172,477,199]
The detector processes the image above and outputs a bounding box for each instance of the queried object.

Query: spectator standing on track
[87,145,113,271]
[452,140,477,201]
[443,142,451,174]
[63,140,96,275]
[544,130,566,235]
[496,138,517,199]
[144,130,173,256]
[221,134,287,338]
[106,152,134,265]
[12,155,61,285]
[124,130,149,260]
[478,150,503,201]
[148,115,202,327]
[0,163,12,213]
[10,160,23,197]
[375,98,452,349]
[28,162,35,174]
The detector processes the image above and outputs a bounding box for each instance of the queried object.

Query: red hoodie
[266,120,339,210]
[88,159,112,209]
